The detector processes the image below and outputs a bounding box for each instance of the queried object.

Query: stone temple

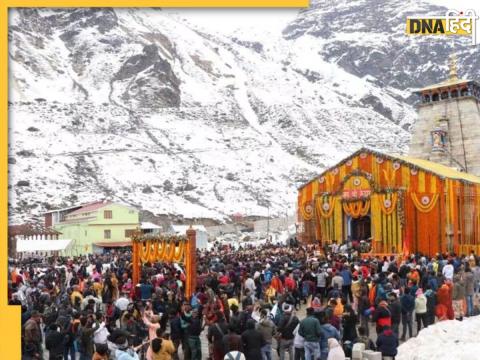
[409,55,480,175]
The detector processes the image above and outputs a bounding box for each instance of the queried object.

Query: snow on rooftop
[140,222,162,230]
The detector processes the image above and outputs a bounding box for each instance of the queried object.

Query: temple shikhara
[410,54,480,175]
[298,55,480,256]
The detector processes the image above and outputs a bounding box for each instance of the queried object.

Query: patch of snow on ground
[397,316,480,360]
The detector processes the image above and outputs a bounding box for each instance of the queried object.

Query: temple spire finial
[449,53,458,81]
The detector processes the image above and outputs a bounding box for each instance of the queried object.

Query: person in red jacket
[372,300,392,334]
[284,273,297,292]
[271,275,284,295]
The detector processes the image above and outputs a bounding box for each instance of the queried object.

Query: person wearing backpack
[277,303,299,360]
[208,312,229,360]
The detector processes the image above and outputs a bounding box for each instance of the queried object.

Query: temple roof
[417,77,472,92]
[300,147,480,190]
[415,53,478,93]
[394,153,480,184]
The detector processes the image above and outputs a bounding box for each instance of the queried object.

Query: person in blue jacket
[376,326,399,358]
[400,287,415,341]
[340,266,353,303]
[318,312,340,360]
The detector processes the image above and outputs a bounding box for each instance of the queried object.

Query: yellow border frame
[1,1,307,358]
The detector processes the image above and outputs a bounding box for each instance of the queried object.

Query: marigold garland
[132,234,188,264]
[172,241,185,262]
[300,202,314,221]
[156,240,167,259]
[139,241,151,263]
[342,200,370,218]
[380,193,398,215]
[148,241,158,263]
[316,196,335,218]
[411,192,439,213]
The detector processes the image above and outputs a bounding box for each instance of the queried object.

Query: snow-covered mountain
[7,2,478,223]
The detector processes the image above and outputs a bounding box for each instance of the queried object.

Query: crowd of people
[9,241,480,360]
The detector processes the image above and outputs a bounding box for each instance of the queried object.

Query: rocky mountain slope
[7,2,478,223]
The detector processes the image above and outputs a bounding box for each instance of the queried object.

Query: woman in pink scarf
[143,311,162,360]
[121,279,132,297]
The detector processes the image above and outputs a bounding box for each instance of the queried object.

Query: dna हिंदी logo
[406,9,478,45]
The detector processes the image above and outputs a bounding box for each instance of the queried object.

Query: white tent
[171,225,208,250]
[171,225,207,233]
[16,239,73,252]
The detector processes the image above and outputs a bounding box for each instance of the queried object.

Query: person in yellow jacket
[70,285,83,307]
[93,278,103,297]
[151,331,176,360]
[265,284,277,304]
[432,259,439,275]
